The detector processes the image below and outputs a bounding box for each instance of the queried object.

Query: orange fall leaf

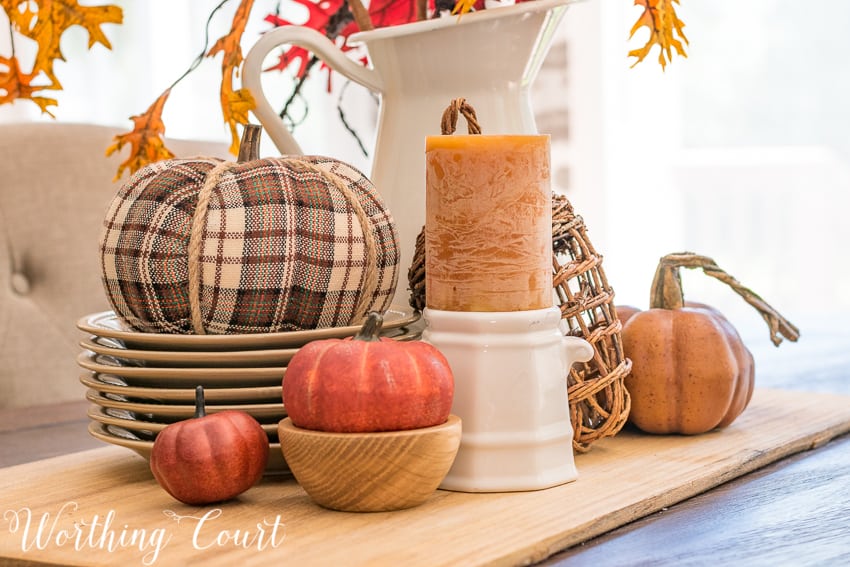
[0,55,58,116]
[629,0,688,70]
[207,0,257,155]
[106,90,175,180]
[1,0,122,110]
[2,1,38,32]
[18,0,123,86]
[451,0,476,16]
[108,0,256,178]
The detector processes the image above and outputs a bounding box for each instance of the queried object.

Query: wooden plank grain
[1,388,849,567]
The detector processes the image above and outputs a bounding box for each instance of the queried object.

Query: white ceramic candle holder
[422,306,594,492]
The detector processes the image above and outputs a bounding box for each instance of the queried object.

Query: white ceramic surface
[422,306,594,492]
[243,0,574,302]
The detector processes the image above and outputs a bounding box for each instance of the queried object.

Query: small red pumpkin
[283,312,454,433]
[621,253,799,435]
[150,386,269,504]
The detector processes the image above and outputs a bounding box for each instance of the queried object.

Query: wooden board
[2,388,850,567]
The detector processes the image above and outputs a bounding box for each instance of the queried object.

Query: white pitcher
[243,0,574,304]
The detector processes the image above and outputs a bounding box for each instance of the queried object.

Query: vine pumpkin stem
[440,98,482,135]
[649,252,800,347]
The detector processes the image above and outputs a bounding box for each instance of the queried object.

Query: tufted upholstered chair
[0,123,229,408]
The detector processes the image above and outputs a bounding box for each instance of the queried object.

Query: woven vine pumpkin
[99,125,400,335]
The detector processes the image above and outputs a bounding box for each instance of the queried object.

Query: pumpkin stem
[354,311,384,342]
[194,385,207,419]
[237,124,262,163]
[649,261,685,311]
[650,252,800,347]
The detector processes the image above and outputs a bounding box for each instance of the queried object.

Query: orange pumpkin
[621,253,798,435]
[282,312,454,433]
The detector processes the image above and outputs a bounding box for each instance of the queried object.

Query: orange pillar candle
[425,135,553,312]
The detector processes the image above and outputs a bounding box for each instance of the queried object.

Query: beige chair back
[0,123,229,408]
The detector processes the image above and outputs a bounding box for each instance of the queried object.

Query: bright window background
[556,0,850,385]
[2,0,847,381]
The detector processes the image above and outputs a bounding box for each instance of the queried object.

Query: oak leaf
[2,1,38,32]
[207,0,257,155]
[264,0,344,33]
[11,0,123,87]
[265,45,315,77]
[266,0,418,81]
[629,0,688,69]
[106,90,175,180]
[1,0,121,113]
[264,0,345,78]
[0,55,58,116]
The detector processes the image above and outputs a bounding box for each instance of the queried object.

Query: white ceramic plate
[85,389,286,421]
[87,421,289,475]
[86,405,279,437]
[76,351,286,386]
[77,307,420,351]
[80,373,282,404]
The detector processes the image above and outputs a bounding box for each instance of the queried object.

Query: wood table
[1,314,849,565]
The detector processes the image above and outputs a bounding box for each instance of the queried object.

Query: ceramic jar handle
[243,26,385,155]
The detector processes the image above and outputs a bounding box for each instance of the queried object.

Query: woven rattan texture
[407,193,631,452]
[551,194,631,451]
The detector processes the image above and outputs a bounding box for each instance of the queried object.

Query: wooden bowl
[278,415,462,512]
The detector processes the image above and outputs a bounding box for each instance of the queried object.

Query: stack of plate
[76,307,422,474]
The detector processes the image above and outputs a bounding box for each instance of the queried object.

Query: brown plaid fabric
[99,156,400,334]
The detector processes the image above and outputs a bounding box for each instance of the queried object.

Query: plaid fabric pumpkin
[99,155,400,334]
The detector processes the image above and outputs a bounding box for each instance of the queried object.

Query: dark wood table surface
[2,313,848,565]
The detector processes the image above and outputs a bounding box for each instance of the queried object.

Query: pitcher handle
[562,336,595,367]
[243,26,385,155]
